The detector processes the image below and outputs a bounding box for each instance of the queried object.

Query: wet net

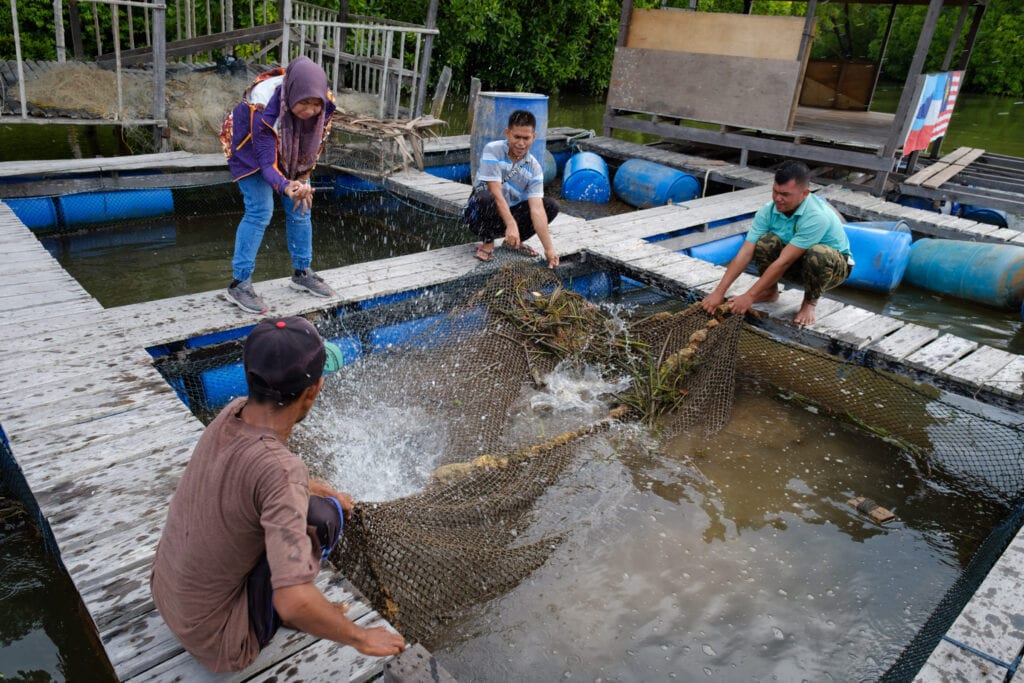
[152,262,1024,679]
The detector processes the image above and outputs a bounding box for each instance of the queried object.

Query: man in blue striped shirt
[464,109,560,267]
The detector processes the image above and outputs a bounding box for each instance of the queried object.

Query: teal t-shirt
[746,192,851,257]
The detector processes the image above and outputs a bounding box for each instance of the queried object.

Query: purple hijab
[278,56,328,180]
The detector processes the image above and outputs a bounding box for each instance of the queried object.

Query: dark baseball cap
[243,316,327,402]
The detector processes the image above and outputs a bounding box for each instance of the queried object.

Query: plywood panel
[626,9,805,61]
[608,47,803,131]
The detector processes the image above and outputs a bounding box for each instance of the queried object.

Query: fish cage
[150,261,1024,681]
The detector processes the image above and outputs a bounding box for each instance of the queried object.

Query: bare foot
[793,301,816,325]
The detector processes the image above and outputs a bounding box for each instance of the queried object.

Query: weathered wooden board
[109,574,373,681]
[905,334,979,373]
[608,47,804,132]
[916,637,1011,681]
[942,346,1018,391]
[933,526,1024,674]
[981,355,1024,400]
[866,322,940,360]
[830,312,906,349]
[626,9,806,61]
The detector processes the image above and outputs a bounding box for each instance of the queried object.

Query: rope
[940,635,1021,675]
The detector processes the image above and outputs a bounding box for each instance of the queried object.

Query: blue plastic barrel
[895,195,937,212]
[959,205,1009,228]
[567,272,613,299]
[542,149,557,186]
[612,159,700,209]
[844,220,910,234]
[552,151,571,177]
[842,223,912,292]
[561,152,611,203]
[424,163,471,183]
[335,175,382,196]
[688,233,746,266]
[905,238,1024,308]
[470,92,548,181]
[326,335,363,368]
[57,189,173,227]
[200,360,246,410]
[186,325,256,349]
[4,197,58,229]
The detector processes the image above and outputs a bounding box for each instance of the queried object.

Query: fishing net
[151,262,1024,677]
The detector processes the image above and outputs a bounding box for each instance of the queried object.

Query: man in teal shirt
[701,160,851,325]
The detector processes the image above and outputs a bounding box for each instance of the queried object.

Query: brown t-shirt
[151,398,321,672]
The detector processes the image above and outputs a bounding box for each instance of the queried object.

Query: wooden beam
[413,0,439,118]
[96,23,285,66]
[604,114,895,171]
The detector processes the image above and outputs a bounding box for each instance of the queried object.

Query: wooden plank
[921,148,987,189]
[937,527,1024,675]
[904,334,978,373]
[942,345,1017,391]
[608,47,804,131]
[980,355,1024,400]
[626,10,806,60]
[916,638,1009,681]
[903,146,972,185]
[866,322,940,360]
[807,303,876,335]
[109,574,372,680]
[831,312,906,349]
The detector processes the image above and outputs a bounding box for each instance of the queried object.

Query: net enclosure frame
[152,261,1024,680]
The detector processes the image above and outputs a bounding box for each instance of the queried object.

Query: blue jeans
[231,173,313,281]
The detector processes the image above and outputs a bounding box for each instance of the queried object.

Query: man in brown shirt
[151,316,405,672]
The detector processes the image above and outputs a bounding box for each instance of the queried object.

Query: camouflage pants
[752,233,850,302]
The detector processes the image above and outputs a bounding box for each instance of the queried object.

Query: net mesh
[151,263,1024,679]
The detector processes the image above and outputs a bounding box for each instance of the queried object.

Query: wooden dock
[1,138,1023,680]
[0,202,440,680]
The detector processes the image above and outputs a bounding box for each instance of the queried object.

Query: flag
[902,71,963,155]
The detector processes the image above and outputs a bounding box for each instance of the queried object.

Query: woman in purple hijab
[221,56,337,314]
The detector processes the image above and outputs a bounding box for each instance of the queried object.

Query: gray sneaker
[225,278,269,314]
[290,268,335,297]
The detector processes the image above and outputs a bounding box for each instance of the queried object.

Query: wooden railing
[286,1,439,119]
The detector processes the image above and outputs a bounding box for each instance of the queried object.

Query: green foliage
[1,0,1021,97]
[883,0,1023,96]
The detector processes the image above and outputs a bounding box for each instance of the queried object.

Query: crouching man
[151,316,405,672]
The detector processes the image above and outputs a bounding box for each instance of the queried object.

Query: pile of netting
[322,264,743,644]
[152,262,1024,679]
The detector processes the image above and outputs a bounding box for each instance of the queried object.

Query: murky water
[297,357,1006,682]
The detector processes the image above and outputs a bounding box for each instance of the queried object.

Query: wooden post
[604,0,634,137]
[942,0,970,71]
[280,0,291,64]
[467,76,481,130]
[153,4,168,151]
[869,2,898,108]
[877,0,945,195]
[956,2,987,70]
[430,64,452,119]
[10,0,28,118]
[413,0,439,118]
[68,0,84,59]
[53,0,66,63]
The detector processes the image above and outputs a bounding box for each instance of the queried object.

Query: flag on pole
[902,71,963,155]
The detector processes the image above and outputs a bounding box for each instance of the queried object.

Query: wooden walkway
[0,201,424,680]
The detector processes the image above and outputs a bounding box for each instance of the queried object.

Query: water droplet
[772,627,784,640]
[702,644,717,656]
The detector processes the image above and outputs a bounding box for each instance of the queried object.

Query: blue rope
[940,635,1021,674]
